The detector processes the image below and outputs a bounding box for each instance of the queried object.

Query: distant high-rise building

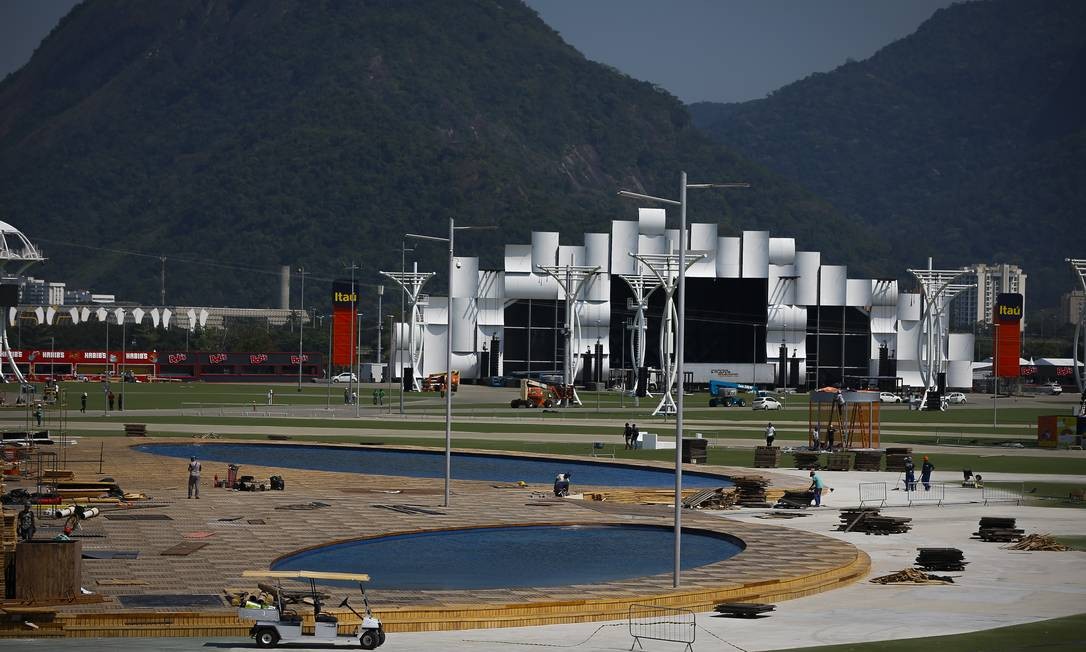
[949,263,1027,329]
[1063,290,1086,325]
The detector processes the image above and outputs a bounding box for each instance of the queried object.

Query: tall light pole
[406,219,495,507]
[400,242,414,415]
[376,285,384,383]
[346,262,359,411]
[297,266,306,392]
[619,175,749,588]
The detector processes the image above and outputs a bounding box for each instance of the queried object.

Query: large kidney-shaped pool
[273,525,744,589]
[135,443,732,488]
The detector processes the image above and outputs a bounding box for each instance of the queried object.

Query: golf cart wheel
[359,628,380,650]
[254,627,279,648]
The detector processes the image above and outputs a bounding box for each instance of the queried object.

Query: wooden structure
[14,540,82,602]
[808,389,881,449]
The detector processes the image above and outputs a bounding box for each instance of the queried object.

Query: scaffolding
[808,389,881,449]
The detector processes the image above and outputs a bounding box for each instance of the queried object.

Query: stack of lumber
[827,452,852,471]
[916,548,967,571]
[714,603,775,617]
[792,452,821,469]
[884,447,913,472]
[732,476,773,508]
[774,490,812,509]
[753,446,782,468]
[975,517,1023,542]
[588,488,736,507]
[837,507,912,535]
[682,487,738,510]
[870,568,954,584]
[853,450,884,471]
[1002,534,1069,551]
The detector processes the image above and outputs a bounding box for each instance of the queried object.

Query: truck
[707,379,754,408]
[510,379,573,408]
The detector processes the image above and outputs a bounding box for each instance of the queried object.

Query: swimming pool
[135,443,732,488]
[272,525,744,589]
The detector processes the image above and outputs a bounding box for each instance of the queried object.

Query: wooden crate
[15,541,82,602]
[753,446,782,468]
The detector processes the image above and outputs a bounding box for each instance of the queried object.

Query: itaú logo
[998,305,1021,317]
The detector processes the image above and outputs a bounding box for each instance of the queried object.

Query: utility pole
[297,267,306,392]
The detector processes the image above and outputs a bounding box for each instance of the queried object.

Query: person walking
[117,392,123,411]
[623,422,632,449]
[187,456,202,499]
[266,388,274,405]
[107,391,115,412]
[17,503,35,542]
[809,470,827,507]
[344,387,350,405]
[827,426,836,451]
[33,402,43,426]
[765,422,776,447]
[921,456,935,491]
[811,427,821,451]
[378,389,385,406]
[903,456,916,491]
[631,423,640,449]
[372,389,379,405]
[80,392,88,413]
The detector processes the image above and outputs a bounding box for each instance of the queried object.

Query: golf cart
[239,570,385,649]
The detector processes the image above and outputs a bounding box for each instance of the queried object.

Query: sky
[0,0,955,104]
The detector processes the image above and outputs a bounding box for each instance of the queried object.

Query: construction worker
[921,456,935,491]
[904,456,916,491]
[188,456,202,499]
[17,503,35,541]
[80,392,88,413]
[33,402,44,426]
[765,422,776,447]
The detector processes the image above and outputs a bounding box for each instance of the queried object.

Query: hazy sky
[1,0,955,103]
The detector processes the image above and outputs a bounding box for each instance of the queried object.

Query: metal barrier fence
[905,481,946,506]
[628,603,695,651]
[858,482,887,507]
[983,482,1024,505]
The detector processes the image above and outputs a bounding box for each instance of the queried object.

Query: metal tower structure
[536,263,600,406]
[0,221,46,384]
[379,266,434,393]
[1068,258,1086,393]
[907,266,967,402]
[630,250,706,416]
[617,270,662,397]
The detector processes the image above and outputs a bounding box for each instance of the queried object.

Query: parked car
[879,392,902,403]
[752,397,782,411]
[331,372,359,383]
[1049,383,1063,395]
[945,392,967,405]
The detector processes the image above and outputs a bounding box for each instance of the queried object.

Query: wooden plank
[160,541,208,556]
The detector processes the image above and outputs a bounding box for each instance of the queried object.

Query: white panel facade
[716,237,741,278]
[638,208,666,235]
[768,265,796,305]
[610,221,638,275]
[504,245,532,273]
[574,301,611,327]
[557,245,584,267]
[638,234,666,257]
[896,320,922,361]
[948,333,974,361]
[794,251,821,305]
[768,237,796,266]
[450,256,478,298]
[477,298,504,326]
[897,359,923,388]
[871,280,898,307]
[897,293,922,321]
[583,233,609,268]
[665,228,682,255]
[846,278,872,307]
[450,297,476,352]
[687,223,718,278]
[478,270,503,299]
[531,231,559,269]
[819,265,847,306]
[504,272,559,299]
[947,360,972,389]
[870,305,897,334]
[741,230,769,278]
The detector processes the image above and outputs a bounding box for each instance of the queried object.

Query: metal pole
[356,310,362,419]
[326,314,332,410]
[348,263,357,408]
[297,267,305,392]
[445,217,454,507]
[993,323,998,428]
[387,315,393,415]
[376,285,384,384]
[400,243,409,415]
[674,171,687,588]
[120,321,125,411]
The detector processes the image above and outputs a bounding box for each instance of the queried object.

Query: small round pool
[273,525,744,589]
[135,443,732,488]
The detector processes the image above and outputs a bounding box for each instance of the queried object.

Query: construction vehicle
[421,371,460,396]
[238,570,385,649]
[707,379,754,407]
[510,379,571,408]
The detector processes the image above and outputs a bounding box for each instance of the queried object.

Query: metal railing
[905,481,946,506]
[983,482,1024,505]
[629,603,695,651]
[858,481,887,507]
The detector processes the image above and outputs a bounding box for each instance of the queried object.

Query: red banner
[332,308,357,366]
[993,293,1022,378]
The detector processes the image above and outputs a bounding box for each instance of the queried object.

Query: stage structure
[1069,258,1086,393]
[630,251,706,416]
[907,265,968,407]
[0,221,46,383]
[535,262,600,406]
[380,265,434,392]
[617,270,662,397]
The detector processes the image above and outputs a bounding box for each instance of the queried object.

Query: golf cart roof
[243,570,371,582]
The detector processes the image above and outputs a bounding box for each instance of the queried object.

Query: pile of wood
[884,447,913,472]
[1002,534,1070,551]
[792,451,821,470]
[853,450,884,471]
[732,476,773,508]
[975,517,1024,542]
[837,507,912,535]
[827,452,852,471]
[916,548,967,571]
[682,487,738,510]
[753,446,782,468]
[870,568,954,585]
[774,490,812,509]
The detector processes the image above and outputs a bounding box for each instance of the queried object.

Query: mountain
[0,0,881,313]
[690,0,1086,307]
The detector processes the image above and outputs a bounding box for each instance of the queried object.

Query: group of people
[809,426,837,451]
[903,455,935,491]
[622,422,641,449]
[371,389,386,405]
[343,388,359,404]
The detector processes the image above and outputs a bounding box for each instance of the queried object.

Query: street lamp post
[376,285,384,388]
[619,175,749,588]
[297,267,306,392]
[346,262,359,413]
[406,219,495,507]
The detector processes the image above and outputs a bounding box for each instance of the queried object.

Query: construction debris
[682,487,738,510]
[884,447,913,472]
[774,490,812,509]
[975,517,1024,542]
[853,450,884,472]
[837,508,912,535]
[826,452,852,471]
[732,476,773,508]
[714,602,775,617]
[916,548,967,571]
[870,568,954,585]
[753,446,782,468]
[1002,534,1070,551]
[792,452,821,470]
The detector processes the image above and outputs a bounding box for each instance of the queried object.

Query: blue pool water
[135,443,732,488]
[273,525,744,589]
